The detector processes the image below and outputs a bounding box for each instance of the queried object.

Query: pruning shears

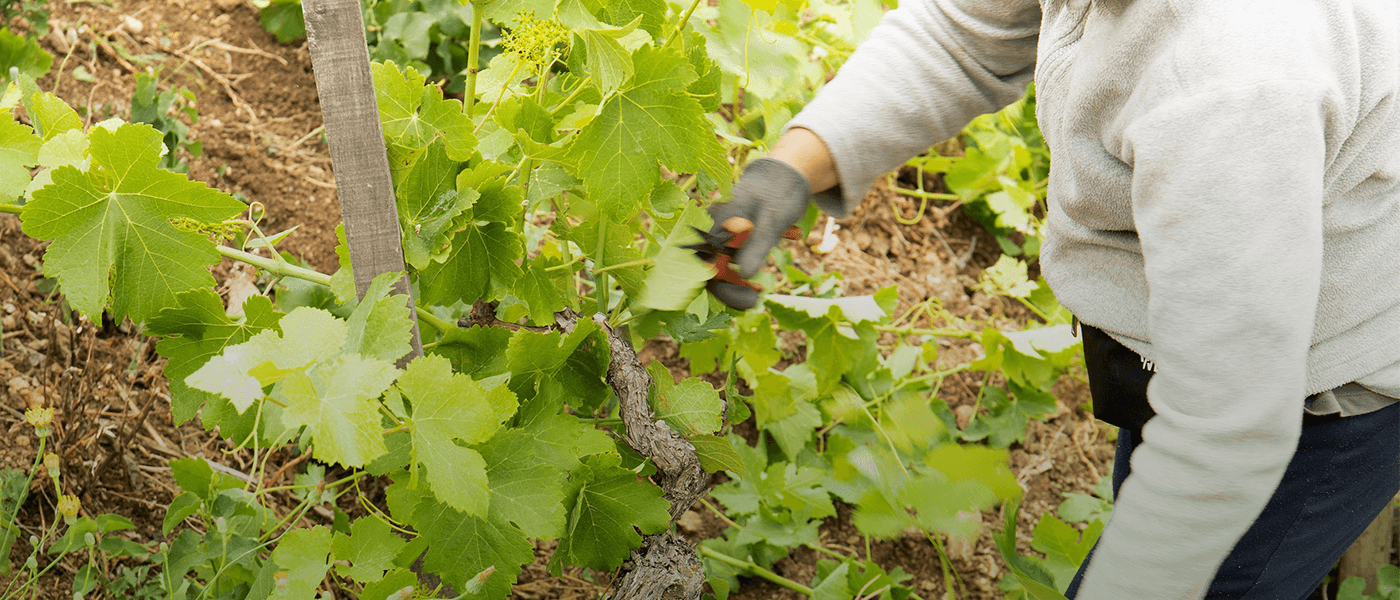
[683,217,802,310]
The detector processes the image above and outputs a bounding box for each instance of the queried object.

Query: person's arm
[767,127,837,194]
[784,0,1041,216]
[1075,81,1332,599]
[708,0,1042,295]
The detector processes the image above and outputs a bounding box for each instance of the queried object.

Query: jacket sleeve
[1075,80,1332,600]
[784,0,1041,216]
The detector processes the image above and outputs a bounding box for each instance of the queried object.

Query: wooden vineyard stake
[1338,495,1397,595]
[302,0,423,362]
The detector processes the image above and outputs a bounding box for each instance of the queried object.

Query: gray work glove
[704,157,813,310]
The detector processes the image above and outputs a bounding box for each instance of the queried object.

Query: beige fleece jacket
[786,0,1400,598]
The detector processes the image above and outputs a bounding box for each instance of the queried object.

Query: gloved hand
[704,157,813,309]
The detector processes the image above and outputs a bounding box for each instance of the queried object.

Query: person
[706,1,1400,599]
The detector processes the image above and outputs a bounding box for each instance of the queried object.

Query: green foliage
[0,467,26,576]
[254,0,307,43]
[0,1,1089,598]
[130,73,202,173]
[909,86,1048,258]
[0,2,50,36]
[565,45,719,221]
[257,0,489,92]
[0,27,51,85]
[997,477,1114,599]
[21,122,245,324]
[399,353,516,515]
[148,289,284,427]
[1339,566,1400,600]
[549,453,671,572]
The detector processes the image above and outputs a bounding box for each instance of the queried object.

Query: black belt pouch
[1080,322,1157,434]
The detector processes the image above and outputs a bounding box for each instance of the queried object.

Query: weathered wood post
[301,0,423,361]
[1338,495,1398,594]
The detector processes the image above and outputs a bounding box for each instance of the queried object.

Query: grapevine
[0,1,1117,600]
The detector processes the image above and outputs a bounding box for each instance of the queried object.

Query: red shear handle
[710,218,802,293]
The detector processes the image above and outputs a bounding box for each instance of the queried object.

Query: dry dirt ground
[0,1,1124,599]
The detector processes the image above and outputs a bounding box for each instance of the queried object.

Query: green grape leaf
[851,488,909,539]
[570,211,647,297]
[381,11,435,59]
[457,161,523,223]
[807,321,874,396]
[550,454,670,572]
[258,0,306,43]
[505,318,601,378]
[598,0,665,37]
[162,492,201,536]
[342,271,414,362]
[688,434,746,477]
[733,505,821,549]
[638,202,714,311]
[749,370,796,428]
[373,61,477,161]
[186,307,399,467]
[396,139,475,269]
[994,500,1072,600]
[1057,492,1112,525]
[27,129,91,200]
[186,307,347,412]
[0,29,53,85]
[922,443,1021,501]
[431,324,513,378]
[330,223,357,303]
[699,533,747,600]
[1030,514,1101,589]
[556,0,607,29]
[278,354,398,467]
[680,332,728,374]
[525,162,580,212]
[979,255,1037,298]
[360,569,420,600]
[663,311,731,344]
[683,30,722,113]
[400,355,518,515]
[20,123,245,323]
[880,393,949,453]
[494,96,556,145]
[647,179,689,217]
[168,456,244,502]
[520,411,614,472]
[247,526,331,600]
[413,498,534,600]
[148,289,283,425]
[0,115,39,202]
[478,428,568,539]
[653,378,723,436]
[732,311,781,374]
[582,28,635,95]
[516,259,567,327]
[770,461,838,519]
[417,221,522,306]
[331,517,408,583]
[16,76,82,141]
[477,0,552,24]
[900,472,998,540]
[366,429,413,476]
[766,294,888,324]
[812,561,854,600]
[565,45,713,221]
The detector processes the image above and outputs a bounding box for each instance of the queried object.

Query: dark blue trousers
[1065,401,1400,599]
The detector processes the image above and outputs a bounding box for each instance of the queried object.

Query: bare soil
[0,2,1120,599]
